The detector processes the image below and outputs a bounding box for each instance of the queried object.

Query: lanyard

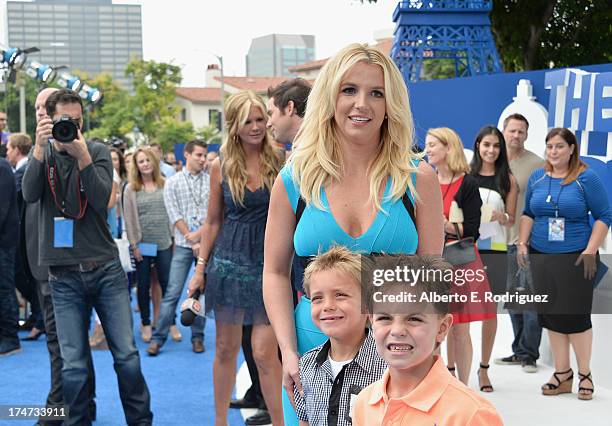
[46,144,88,219]
[546,175,566,217]
[440,173,456,203]
[182,170,204,208]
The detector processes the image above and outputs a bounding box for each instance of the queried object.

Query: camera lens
[52,119,78,143]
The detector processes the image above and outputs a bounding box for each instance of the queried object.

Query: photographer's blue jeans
[506,245,542,362]
[49,258,152,426]
[152,246,204,345]
[0,247,19,349]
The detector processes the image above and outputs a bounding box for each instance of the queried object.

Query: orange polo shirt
[352,355,504,426]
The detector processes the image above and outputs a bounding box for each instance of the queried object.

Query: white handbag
[115,231,135,273]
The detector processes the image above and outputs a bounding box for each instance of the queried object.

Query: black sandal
[578,371,594,400]
[542,368,573,395]
[478,363,494,392]
[447,366,456,377]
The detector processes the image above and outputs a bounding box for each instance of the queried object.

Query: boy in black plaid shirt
[294,246,386,426]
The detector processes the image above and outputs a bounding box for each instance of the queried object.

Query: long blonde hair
[427,127,470,174]
[289,43,421,210]
[129,147,164,191]
[220,90,282,205]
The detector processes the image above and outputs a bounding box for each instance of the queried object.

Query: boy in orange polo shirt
[353,255,504,426]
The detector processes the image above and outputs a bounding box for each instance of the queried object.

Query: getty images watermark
[360,255,555,316]
[369,261,550,306]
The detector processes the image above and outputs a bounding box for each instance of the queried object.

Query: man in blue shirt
[151,143,176,177]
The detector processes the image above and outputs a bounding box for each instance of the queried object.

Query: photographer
[22,89,152,426]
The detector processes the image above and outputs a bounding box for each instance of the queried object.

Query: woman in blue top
[518,128,611,401]
[263,43,444,424]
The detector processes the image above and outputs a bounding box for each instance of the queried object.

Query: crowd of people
[0,41,610,426]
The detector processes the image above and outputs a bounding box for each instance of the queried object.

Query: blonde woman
[188,90,284,426]
[425,127,496,388]
[262,43,444,425]
[123,147,173,343]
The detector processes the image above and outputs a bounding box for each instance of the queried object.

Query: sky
[135,0,397,86]
[1,0,398,86]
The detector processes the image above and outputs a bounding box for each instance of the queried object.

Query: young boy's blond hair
[303,245,361,297]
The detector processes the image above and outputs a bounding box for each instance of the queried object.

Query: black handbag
[443,223,477,266]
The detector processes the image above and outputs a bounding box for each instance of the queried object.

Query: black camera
[52,115,80,143]
[108,136,125,149]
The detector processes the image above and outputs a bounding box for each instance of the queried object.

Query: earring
[384,114,388,120]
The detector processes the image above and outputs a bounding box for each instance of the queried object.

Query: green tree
[533,0,610,69]
[2,58,188,152]
[0,74,42,138]
[421,59,457,80]
[76,70,135,140]
[491,0,611,71]
[155,117,195,149]
[125,59,183,149]
[78,60,187,151]
[196,125,222,145]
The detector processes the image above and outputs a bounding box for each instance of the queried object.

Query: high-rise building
[246,34,315,77]
[6,0,142,88]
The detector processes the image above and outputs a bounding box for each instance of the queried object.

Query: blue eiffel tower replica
[391,0,503,82]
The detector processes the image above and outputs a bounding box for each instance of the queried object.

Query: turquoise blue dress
[279,164,419,424]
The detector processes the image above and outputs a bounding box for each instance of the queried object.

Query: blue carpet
[0,298,245,426]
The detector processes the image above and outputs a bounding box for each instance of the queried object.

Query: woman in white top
[469,125,518,392]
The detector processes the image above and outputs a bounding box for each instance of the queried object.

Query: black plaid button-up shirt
[295,329,387,426]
